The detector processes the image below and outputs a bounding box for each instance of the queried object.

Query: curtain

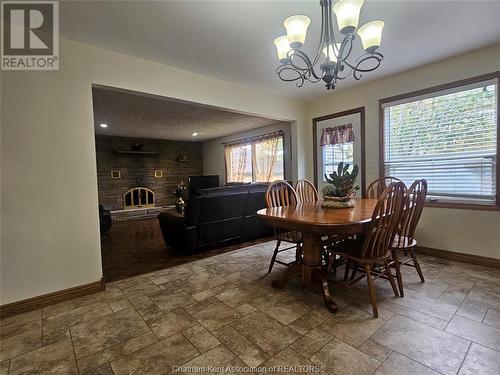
[320,124,355,146]
[253,137,279,182]
[225,144,250,182]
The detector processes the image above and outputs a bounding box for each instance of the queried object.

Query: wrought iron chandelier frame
[276,0,384,90]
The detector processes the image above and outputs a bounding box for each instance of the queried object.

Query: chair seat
[276,230,302,243]
[330,239,391,264]
[392,235,417,249]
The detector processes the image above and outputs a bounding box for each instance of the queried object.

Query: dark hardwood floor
[101,218,272,282]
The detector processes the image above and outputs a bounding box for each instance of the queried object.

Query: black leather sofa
[158,183,272,252]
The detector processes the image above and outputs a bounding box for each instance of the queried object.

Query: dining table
[257,198,379,313]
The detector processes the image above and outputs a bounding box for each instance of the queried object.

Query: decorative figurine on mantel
[173,181,186,214]
[322,162,360,208]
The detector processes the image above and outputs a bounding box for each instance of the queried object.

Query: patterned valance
[320,124,354,146]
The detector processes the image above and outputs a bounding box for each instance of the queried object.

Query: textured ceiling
[62,1,500,99]
[92,87,288,141]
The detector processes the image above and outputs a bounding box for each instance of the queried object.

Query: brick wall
[95,135,203,210]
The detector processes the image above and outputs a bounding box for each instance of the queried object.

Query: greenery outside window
[380,74,499,209]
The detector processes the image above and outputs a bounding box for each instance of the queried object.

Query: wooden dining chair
[390,179,427,297]
[295,179,319,203]
[327,182,406,317]
[266,181,302,273]
[366,176,405,199]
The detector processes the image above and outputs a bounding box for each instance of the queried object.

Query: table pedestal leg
[271,232,338,313]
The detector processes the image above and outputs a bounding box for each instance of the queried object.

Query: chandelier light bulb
[274,35,291,63]
[333,0,365,34]
[322,43,342,62]
[283,15,311,49]
[357,21,384,53]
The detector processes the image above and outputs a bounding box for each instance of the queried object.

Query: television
[188,175,220,196]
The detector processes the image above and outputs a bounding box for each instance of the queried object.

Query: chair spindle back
[295,179,319,203]
[366,176,405,199]
[361,182,406,260]
[266,181,298,208]
[396,179,427,246]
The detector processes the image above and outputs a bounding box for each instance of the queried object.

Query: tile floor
[0,241,499,375]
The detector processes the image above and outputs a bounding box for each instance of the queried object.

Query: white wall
[202,122,293,184]
[0,38,306,305]
[307,44,500,259]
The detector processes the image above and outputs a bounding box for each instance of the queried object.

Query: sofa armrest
[158,212,198,252]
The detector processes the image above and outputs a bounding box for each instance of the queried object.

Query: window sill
[425,202,500,211]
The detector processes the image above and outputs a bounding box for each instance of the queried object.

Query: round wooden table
[257,199,379,313]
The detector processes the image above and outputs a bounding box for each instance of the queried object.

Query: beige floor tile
[377,300,448,330]
[0,360,9,375]
[106,296,132,312]
[230,311,300,355]
[77,331,157,374]
[148,266,193,285]
[483,308,500,328]
[42,298,87,318]
[182,324,221,353]
[249,293,310,325]
[310,338,380,375]
[149,289,197,312]
[214,325,270,366]
[319,305,386,347]
[0,310,41,331]
[288,308,333,336]
[194,303,242,331]
[0,327,42,361]
[261,347,320,375]
[437,285,470,307]
[456,301,488,322]
[374,352,441,375]
[404,278,449,299]
[70,307,150,358]
[216,284,263,308]
[386,289,457,321]
[0,318,41,340]
[358,339,392,362]
[446,315,500,351]
[465,285,500,310]
[290,328,333,358]
[191,282,234,301]
[83,287,124,305]
[9,340,77,375]
[180,345,246,374]
[234,303,257,316]
[184,297,221,316]
[458,343,500,375]
[111,333,199,375]
[148,309,197,339]
[372,315,470,375]
[128,295,163,322]
[181,272,228,294]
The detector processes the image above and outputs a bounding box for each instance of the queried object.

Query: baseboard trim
[416,246,500,269]
[0,278,105,319]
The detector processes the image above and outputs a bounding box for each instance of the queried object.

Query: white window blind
[322,143,354,180]
[383,80,498,205]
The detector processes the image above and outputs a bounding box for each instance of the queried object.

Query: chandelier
[274,0,384,90]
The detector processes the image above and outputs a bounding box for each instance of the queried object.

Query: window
[225,134,284,182]
[322,143,354,180]
[381,75,498,208]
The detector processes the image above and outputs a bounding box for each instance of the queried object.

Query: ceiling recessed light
[99,123,108,128]
[192,132,198,137]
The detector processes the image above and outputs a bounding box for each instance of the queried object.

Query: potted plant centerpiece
[322,162,360,208]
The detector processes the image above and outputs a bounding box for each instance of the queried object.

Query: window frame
[379,71,500,211]
[224,133,285,183]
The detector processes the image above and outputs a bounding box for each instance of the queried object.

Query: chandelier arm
[289,50,323,80]
[276,64,321,87]
[342,52,384,79]
[336,34,354,65]
[309,0,328,67]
